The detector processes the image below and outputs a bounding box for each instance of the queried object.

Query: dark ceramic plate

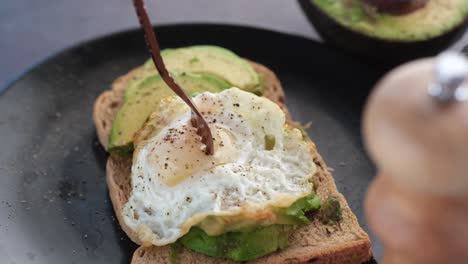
[0,24,383,264]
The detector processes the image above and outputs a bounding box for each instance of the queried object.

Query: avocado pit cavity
[364,0,428,15]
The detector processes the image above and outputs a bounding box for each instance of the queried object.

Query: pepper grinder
[363,52,468,264]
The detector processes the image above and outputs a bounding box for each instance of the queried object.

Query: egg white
[122,88,316,246]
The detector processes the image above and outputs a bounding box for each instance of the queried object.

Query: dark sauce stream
[132,0,214,155]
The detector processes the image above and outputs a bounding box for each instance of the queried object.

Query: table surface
[1,0,467,89]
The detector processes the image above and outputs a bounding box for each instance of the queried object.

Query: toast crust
[93,61,372,263]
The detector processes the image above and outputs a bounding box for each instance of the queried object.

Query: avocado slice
[144,45,262,95]
[181,225,290,262]
[179,194,324,262]
[299,0,468,64]
[108,72,230,155]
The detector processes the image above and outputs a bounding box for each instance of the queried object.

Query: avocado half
[298,0,468,65]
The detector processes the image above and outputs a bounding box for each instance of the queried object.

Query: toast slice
[93,61,372,263]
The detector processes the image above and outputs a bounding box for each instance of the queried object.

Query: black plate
[0,24,383,263]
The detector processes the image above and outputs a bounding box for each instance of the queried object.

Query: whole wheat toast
[93,61,372,264]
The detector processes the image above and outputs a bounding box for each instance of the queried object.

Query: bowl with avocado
[298,0,468,65]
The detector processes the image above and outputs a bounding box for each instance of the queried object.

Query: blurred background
[0,0,318,88]
[1,0,466,90]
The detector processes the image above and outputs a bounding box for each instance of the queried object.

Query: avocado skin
[298,0,467,66]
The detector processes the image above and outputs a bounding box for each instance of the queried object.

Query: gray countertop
[1,0,466,89]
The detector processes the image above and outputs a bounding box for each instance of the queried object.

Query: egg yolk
[145,119,239,186]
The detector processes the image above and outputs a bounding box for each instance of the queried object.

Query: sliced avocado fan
[147,45,262,95]
[108,45,262,155]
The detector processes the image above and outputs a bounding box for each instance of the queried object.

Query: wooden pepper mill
[363,52,468,264]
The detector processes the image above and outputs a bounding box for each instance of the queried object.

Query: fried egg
[122,88,316,246]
